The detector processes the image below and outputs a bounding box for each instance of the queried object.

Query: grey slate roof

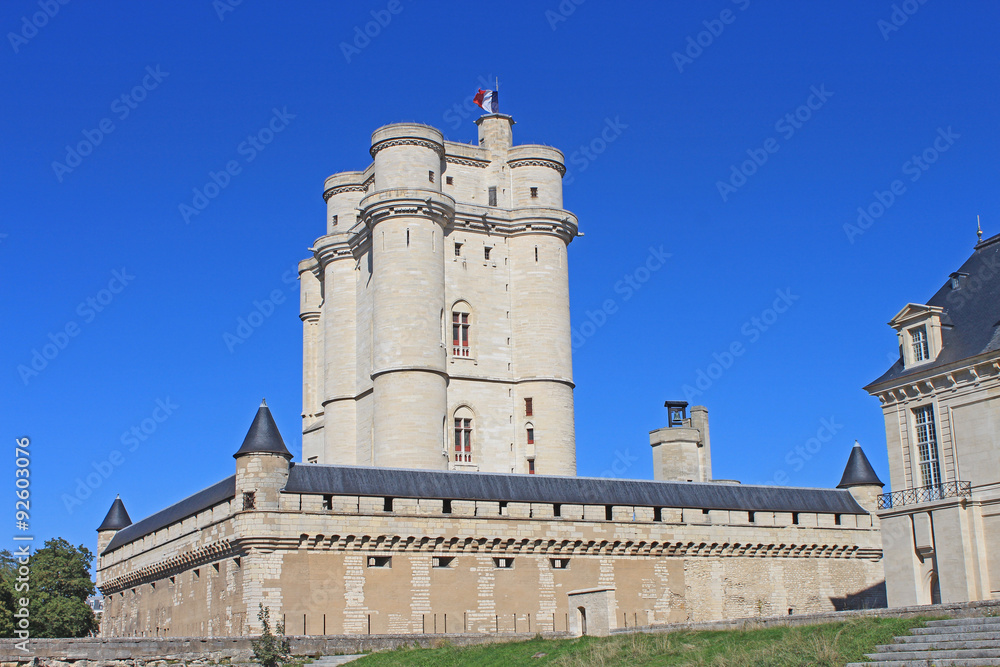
[233,400,292,459]
[283,463,869,515]
[102,476,235,554]
[867,233,1000,389]
[837,443,884,488]
[97,496,132,532]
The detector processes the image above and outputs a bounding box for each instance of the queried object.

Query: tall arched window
[454,406,474,463]
[452,301,472,357]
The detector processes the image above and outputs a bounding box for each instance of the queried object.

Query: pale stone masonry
[97,117,889,639]
[300,115,576,476]
[865,230,1000,606]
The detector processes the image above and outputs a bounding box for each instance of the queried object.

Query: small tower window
[454,417,472,462]
[528,458,535,475]
[452,311,470,357]
[910,326,929,362]
[530,187,538,198]
[322,494,333,510]
[454,242,463,257]
[550,558,570,569]
[428,170,435,183]
[331,214,338,226]
[446,176,453,185]
[484,246,492,260]
[367,556,392,568]
[242,492,256,511]
[488,186,497,207]
[493,557,514,569]
[535,246,539,262]
[526,427,534,444]
[524,397,533,416]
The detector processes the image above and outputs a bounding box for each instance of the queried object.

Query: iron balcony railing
[878,481,972,510]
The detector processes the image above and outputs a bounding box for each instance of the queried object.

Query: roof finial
[977,215,983,243]
[261,398,267,407]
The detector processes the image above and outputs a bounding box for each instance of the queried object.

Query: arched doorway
[577,606,587,636]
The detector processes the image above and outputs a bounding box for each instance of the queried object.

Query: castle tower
[301,116,579,475]
[234,400,292,511]
[96,495,131,555]
[837,440,885,513]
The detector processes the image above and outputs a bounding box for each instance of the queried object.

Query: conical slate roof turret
[837,441,884,488]
[97,495,132,532]
[233,399,292,460]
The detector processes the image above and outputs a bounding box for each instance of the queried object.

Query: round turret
[370,123,444,192]
[323,171,368,234]
[508,145,565,209]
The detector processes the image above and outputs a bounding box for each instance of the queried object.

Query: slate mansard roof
[100,464,869,554]
[867,233,1000,389]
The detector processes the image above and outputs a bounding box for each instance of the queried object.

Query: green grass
[345,616,934,667]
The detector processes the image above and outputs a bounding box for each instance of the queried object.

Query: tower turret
[364,123,455,469]
[97,495,131,555]
[838,440,885,513]
[234,399,292,511]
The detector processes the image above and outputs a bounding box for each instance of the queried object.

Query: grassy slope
[346,616,932,667]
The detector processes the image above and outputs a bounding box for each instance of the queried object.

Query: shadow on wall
[830,582,888,611]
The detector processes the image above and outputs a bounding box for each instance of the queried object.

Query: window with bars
[526,427,534,444]
[242,491,256,510]
[488,186,497,206]
[910,326,929,362]
[524,397,533,416]
[452,312,470,357]
[913,405,942,487]
[455,417,472,462]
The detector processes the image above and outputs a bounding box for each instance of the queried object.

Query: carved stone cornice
[446,155,490,169]
[323,184,367,202]
[359,190,455,230]
[507,158,566,176]
[98,539,239,594]
[370,138,444,159]
[313,235,354,267]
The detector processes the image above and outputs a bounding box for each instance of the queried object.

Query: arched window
[525,422,535,445]
[452,301,471,357]
[454,406,474,463]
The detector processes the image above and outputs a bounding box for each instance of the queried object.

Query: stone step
[912,622,1000,635]
[897,630,1000,643]
[310,656,364,666]
[875,639,1000,652]
[864,648,1000,661]
[847,660,1000,667]
[926,616,1000,628]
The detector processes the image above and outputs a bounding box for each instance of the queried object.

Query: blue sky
[2,1,998,558]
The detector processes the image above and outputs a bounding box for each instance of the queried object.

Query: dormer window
[889,303,944,368]
[910,326,929,362]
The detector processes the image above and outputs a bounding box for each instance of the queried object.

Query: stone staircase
[848,615,1000,666]
[310,655,365,666]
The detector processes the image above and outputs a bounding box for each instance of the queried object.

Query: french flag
[473,89,499,114]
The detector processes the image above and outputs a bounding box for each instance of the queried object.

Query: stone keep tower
[300,115,579,475]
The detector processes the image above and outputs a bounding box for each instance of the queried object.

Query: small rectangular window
[367,556,392,568]
[748,511,756,523]
[526,428,534,444]
[550,558,570,570]
[446,176,453,185]
[454,242,463,257]
[493,557,514,569]
[553,503,561,517]
[322,494,333,510]
[442,499,452,514]
[653,507,662,522]
[528,459,535,475]
[834,514,841,526]
[242,491,256,511]
[331,214,338,226]
[499,501,508,516]
[432,556,454,568]
[383,497,394,512]
[428,170,435,183]
[524,397,533,416]
[791,512,799,525]
[488,186,497,207]
[530,187,538,198]
[605,505,614,521]
[534,246,539,262]
[484,246,492,260]
[910,326,929,362]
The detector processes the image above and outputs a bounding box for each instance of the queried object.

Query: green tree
[0,538,98,638]
[251,603,291,667]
